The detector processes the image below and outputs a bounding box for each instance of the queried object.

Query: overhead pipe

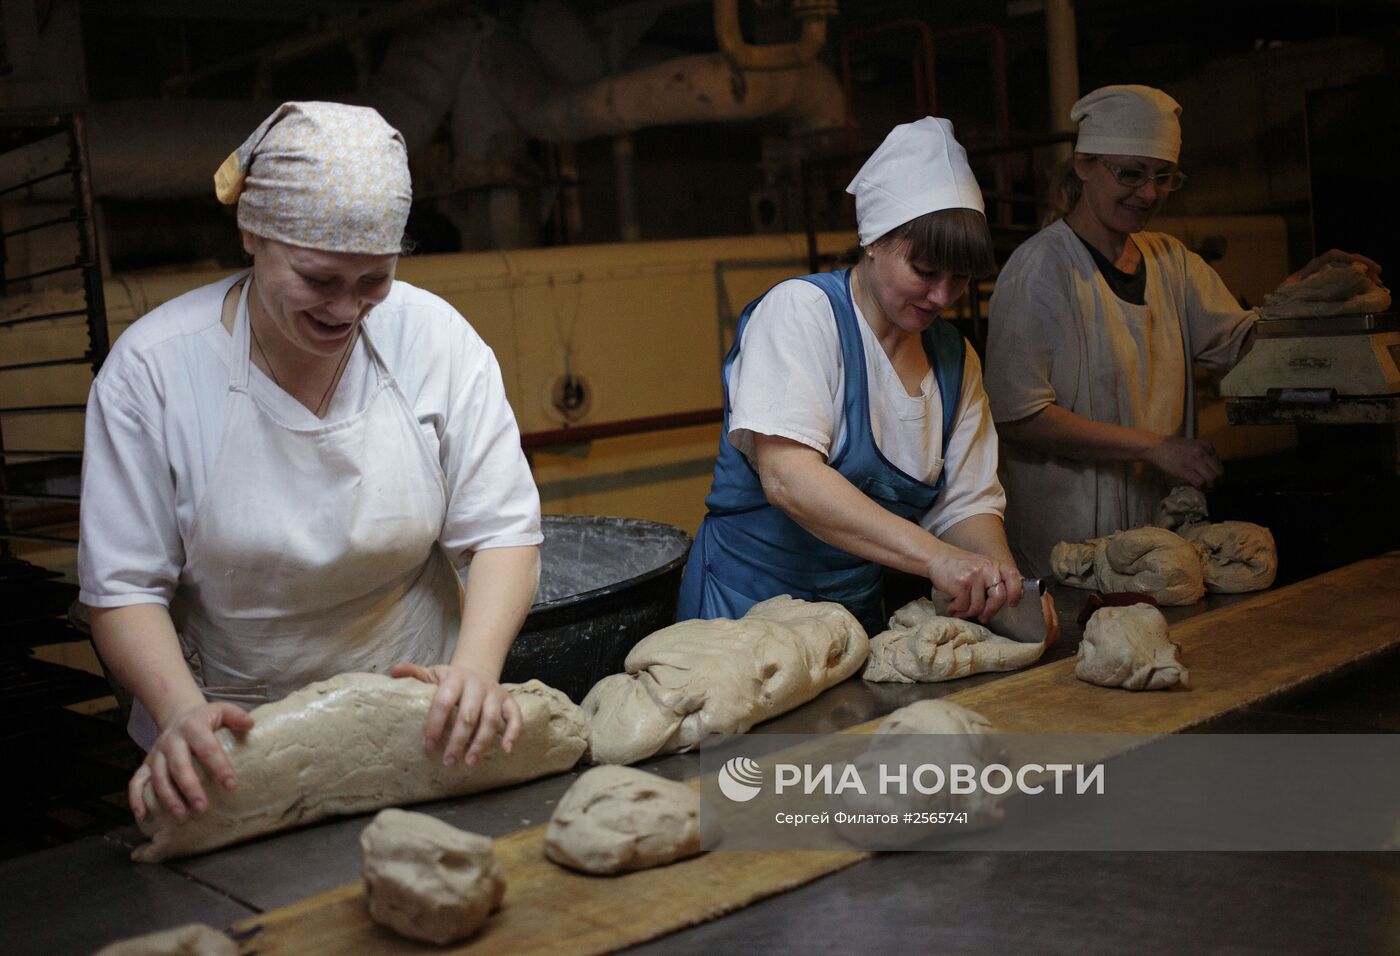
[523,52,844,142]
[714,0,836,72]
[1045,0,1080,165]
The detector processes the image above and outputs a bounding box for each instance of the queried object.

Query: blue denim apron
[676,269,964,635]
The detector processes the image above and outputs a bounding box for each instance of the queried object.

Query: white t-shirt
[78,271,542,608]
[726,277,1006,537]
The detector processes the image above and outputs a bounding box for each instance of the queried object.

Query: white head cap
[1071,85,1182,163]
[846,117,984,247]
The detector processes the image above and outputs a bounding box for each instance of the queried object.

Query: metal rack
[0,114,134,859]
[0,112,108,557]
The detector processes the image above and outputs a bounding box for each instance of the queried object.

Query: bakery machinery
[1220,310,1400,425]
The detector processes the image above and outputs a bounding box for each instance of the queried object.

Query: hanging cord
[548,273,588,417]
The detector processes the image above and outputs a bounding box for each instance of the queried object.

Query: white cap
[846,117,984,247]
[1071,85,1182,163]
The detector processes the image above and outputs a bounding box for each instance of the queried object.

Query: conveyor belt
[232,553,1400,956]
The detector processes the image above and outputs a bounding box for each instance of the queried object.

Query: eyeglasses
[1098,158,1186,192]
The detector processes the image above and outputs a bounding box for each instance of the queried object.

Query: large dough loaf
[863,598,1047,683]
[1259,261,1390,319]
[1051,527,1206,606]
[133,675,588,862]
[1180,520,1278,593]
[581,596,868,765]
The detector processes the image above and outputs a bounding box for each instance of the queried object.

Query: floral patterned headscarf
[214,101,411,254]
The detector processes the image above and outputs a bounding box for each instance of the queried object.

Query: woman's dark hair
[872,207,997,277]
[1044,153,1095,226]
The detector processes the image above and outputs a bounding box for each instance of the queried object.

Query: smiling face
[863,239,971,334]
[1073,153,1177,238]
[243,232,398,359]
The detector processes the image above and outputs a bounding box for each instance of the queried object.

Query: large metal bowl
[499,515,692,702]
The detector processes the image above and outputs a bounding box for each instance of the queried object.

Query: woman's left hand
[390,662,523,768]
[1284,249,1383,286]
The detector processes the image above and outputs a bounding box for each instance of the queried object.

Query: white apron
[129,278,461,748]
[1001,227,1190,577]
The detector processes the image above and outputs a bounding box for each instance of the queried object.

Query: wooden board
[936,551,1400,735]
[234,554,1400,955]
[235,828,865,955]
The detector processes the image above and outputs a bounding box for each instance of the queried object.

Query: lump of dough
[863,598,1047,683]
[360,809,504,946]
[545,766,710,874]
[1075,604,1188,690]
[1180,520,1278,593]
[1153,485,1209,532]
[1051,527,1205,606]
[1049,538,1101,589]
[581,596,868,765]
[134,676,588,863]
[1259,261,1391,319]
[835,700,1006,849]
[94,924,236,956]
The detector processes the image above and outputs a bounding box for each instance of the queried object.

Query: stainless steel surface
[626,851,1400,955]
[6,586,1397,955]
[1,837,255,956]
[1225,394,1400,425]
[1254,311,1398,338]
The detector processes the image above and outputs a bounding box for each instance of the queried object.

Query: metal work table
[5,587,1398,955]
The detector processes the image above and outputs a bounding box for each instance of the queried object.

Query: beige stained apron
[129,278,461,748]
[1002,229,1191,578]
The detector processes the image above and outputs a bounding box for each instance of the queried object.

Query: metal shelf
[0,112,108,555]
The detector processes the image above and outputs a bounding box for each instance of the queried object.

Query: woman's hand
[1144,434,1222,487]
[391,662,522,768]
[926,545,1023,624]
[129,702,254,823]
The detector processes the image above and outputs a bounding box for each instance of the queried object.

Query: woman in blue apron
[677,118,1031,637]
[79,104,542,823]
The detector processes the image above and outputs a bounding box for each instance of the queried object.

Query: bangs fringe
[878,208,997,278]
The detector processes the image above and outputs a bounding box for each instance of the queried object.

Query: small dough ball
[1076,604,1188,691]
[359,808,504,945]
[94,924,236,956]
[545,766,708,874]
[836,700,1006,849]
[1154,486,1209,531]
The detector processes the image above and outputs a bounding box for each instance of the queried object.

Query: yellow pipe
[713,0,829,72]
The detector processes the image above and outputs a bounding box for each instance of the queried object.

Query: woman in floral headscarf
[78,103,542,822]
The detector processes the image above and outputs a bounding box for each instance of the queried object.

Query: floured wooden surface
[231,555,1400,955]
[937,553,1400,735]
[234,825,865,955]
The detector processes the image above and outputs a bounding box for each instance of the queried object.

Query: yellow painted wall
[1,218,1291,549]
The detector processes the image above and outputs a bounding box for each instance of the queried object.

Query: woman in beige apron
[983,85,1379,576]
[78,103,542,823]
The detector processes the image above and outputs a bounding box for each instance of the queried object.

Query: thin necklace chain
[247,280,358,418]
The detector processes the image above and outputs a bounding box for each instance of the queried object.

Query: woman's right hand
[129,702,254,823]
[925,546,1023,623]
[1144,435,1222,487]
